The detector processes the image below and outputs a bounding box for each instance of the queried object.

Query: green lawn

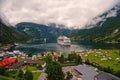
[26,65,38,71]
[27,65,42,80]
[0,75,15,80]
[82,49,120,71]
[33,72,41,80]
[0,72,41,80]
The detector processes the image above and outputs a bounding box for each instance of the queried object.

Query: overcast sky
[0,0,120,29]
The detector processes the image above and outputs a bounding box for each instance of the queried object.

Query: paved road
[32,70,43,73]
[38,73,47,80]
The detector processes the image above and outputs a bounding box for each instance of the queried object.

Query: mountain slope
[16,22,74,42]
[70,9,120,43]
[0,19,29,45]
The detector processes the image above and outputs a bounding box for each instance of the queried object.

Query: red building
[0,58,18,67]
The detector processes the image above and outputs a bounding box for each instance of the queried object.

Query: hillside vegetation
[0,19,29,45]
[16,22,74,42]
[70,12,120,43]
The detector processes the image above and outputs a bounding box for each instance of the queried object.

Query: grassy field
[0,75,15,80]
[0,72,41,80]
[26,65,42,80]
[27,65,38,71]
[33,72,41,80]
[81,49,120,71]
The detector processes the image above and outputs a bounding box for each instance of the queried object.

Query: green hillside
[0,19,29,45]
[70,12,120,43]
[16,22,74,42]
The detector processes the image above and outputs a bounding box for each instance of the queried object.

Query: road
[38,73,47,80]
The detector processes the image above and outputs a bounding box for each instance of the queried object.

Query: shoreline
[0,44,17,51]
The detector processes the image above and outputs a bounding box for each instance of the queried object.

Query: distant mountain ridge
[16,22,75,42]
[70,7,120,43]
[1,5,120,45]
[0,18,28,45]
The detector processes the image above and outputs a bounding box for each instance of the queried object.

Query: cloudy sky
[0,0,120,29]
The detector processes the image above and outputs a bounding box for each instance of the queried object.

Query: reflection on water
[15,43,90,57]
[15,42,120,57]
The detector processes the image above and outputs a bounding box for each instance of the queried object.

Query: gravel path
[38,73,47,80]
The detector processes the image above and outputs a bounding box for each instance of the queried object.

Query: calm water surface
[15,41,120,57]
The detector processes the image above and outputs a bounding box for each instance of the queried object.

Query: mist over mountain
[16,22,75,42]
[0,0,120,45]
[85,4,120,28]
[0,1,120,80]
[70,6,120,43]
[1,0,119,29]
[0,18,29,45]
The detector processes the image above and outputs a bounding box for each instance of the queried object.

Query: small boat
[14,43,19,46]
[57,35,71,46]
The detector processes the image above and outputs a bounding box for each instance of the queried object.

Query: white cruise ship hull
[57,35,71,46]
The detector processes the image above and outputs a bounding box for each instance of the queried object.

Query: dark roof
[74,64,98,80]
[95,71,120,80]
[6,59,45,69]
[25,59,45,64]
[6,61,25,69]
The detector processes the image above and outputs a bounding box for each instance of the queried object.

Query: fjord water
[15,43,87,54]
[14,40,120,57]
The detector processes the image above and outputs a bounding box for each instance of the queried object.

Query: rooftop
[74,64,120,80]
[95,71,120,80]
[74,64,98,80]
[6,59,45,69]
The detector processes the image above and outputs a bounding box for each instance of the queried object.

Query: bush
[24,70,33,80]
[0,67,6,76]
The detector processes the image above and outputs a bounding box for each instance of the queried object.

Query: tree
[37,64,43,70]
[46,61,64,80]
[66,71,73,80]
[41,52,44,56]
[116,70,120,77]
[105,66,114,73]
[16,69,24,80]
[68,52,77,62]
[85,59,90,65]
[45,55,52,64]
[0,67,6,75]
[75,55,82,65]
[24,70,33,80]
[58,55,64,63]
[28,53,32,57]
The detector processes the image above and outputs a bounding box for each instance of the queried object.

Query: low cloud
[87,5,120,28]
[0,0,120,29]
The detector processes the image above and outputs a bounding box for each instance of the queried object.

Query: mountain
[70,6,120,43]
[0,18,29,45]
[16,22,74,42]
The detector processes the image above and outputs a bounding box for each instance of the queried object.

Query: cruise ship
[57,35,71,46]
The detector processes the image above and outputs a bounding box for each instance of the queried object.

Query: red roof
[0,58,18,67]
